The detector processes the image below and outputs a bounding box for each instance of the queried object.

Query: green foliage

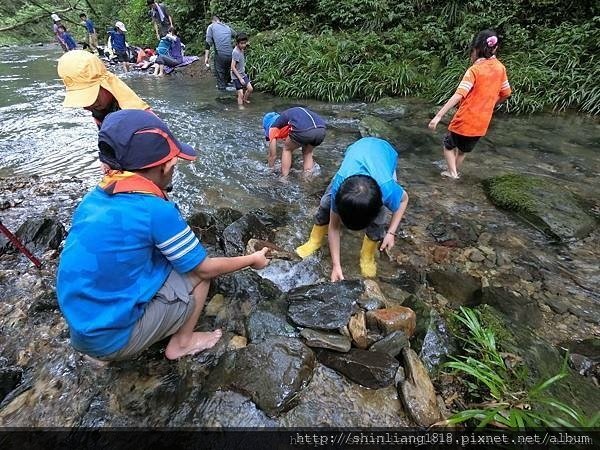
[249,30,431,102]
[2,0,599,114]
[443,307,597,429]
[118,0,156,47]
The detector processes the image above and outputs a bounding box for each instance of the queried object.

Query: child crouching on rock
[296,137,408,281]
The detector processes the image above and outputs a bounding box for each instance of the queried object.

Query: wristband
[387,231,397,236]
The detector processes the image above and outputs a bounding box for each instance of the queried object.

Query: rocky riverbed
[0,167,598,426]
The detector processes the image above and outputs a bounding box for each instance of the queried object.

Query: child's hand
[380,233,395,251]
[251,247,270,269]
[330,266,344,282]
[428,116,440,130]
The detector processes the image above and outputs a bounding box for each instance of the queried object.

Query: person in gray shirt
[204,16,235,91]
[147,0,173,39]
[230,33,253,105]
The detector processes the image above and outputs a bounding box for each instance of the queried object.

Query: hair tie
[487,36,498,47]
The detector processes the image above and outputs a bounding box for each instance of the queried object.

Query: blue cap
[262,112,280,140]
[98,110,197,171]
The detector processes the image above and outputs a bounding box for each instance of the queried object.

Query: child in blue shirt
[57,25,77,51]
[108,21,130,72]
[296,137,409,280]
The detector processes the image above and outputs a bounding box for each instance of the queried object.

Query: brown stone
[366,307,416,338]
[432,246,450,263]
[204,294,225,317]
[398,348,443,427]
[228,335,248,350]
[349,311,368,349]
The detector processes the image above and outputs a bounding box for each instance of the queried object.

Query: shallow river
[1,44,599,428]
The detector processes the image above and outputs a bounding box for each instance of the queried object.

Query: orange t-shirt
[449,57,511,137]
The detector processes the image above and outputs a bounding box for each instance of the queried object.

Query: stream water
[0,45,598,426]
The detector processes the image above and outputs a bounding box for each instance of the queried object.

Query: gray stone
[369,331,409,357]
[398,348,443,427]
[1,217,65,255]
[474,286,542,327]
[300,329,351,352]
[468,249,485,262]
[358,115,403,149]
[426,270,482,306]
[543,295,569,314]
[418,310,457,373]
[316,348,399,389]
[358,279,388,310]
[246,308,298,343]
[366,97,407,120]
[222,209,285,257]
[205,337,315,417]
[188,206,242,248]
[426,213,480,248]
[287,280,364,330]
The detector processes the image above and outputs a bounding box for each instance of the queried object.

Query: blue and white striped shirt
[57,187,206,357]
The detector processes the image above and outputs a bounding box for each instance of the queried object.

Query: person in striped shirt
[57,110,270,361]
[428,29,512,179]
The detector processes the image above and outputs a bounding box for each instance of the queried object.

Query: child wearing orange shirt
[428,29,512,179]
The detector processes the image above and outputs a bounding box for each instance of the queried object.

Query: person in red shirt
[428,29,512,179]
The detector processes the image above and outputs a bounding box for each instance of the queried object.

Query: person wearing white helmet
[51,13,67,52]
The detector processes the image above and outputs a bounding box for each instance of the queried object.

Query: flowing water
[1,45,599,426]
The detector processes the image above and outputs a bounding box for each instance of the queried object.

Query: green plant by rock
[442,307,599,428]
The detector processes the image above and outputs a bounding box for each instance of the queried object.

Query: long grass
[441,307,598,429]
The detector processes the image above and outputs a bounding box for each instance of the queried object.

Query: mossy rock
[483,173,596,241]
[358,115,402,150]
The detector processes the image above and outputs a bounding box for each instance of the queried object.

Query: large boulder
[483,173,597,241]
[204,337,316,417]
[358,115,403,149]
[287,280,364,330]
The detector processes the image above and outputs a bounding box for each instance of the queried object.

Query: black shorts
[233,75,250,90]
[290,127,326,147]
[443,132,480,153]
[115,51,129,62]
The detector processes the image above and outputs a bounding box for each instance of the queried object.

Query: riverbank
[1,172,598,426]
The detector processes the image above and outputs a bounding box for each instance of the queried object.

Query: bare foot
[165,329,223,360]
[83,354,109,367]
[244,99,251,104]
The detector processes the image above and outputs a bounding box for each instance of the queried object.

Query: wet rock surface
[426,270,481,306]
[398,348,443,427]
[483,173,597,241]
[204,337,316,417]
[316,349,400,389]
[300,329,352,352]
[287,280,364,330]
[427,213,480,248]
[474,286,543,327]
[369,331,410,357]
[222,208,285,257]
[245,238,300,261]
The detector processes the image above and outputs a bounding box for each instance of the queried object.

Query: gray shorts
[314,181,391,241]
[100,270,196,361]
